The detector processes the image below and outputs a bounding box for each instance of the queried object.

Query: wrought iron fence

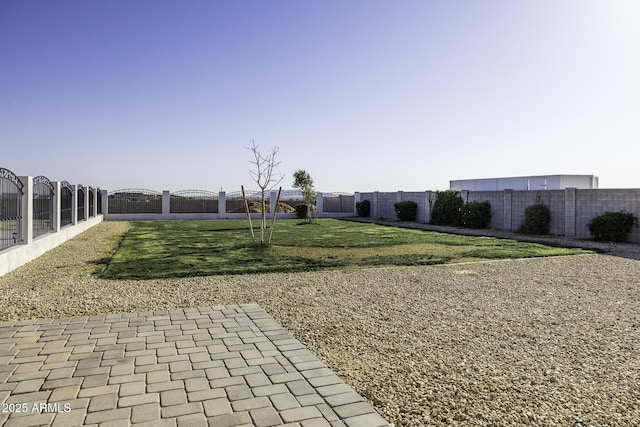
[108,189,162,214]
[0,168,23,251]
[77,185,86,221]
[33,175,54,238]
[60,181,73,226]
[88,187,95,217]
[322,193,355,213]
[225,190,267,213]
[276,189,310,213]
[170,190,218,213]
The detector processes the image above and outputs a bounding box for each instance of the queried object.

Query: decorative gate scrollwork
[0,168,23,250]
[60,181,73,226]
[33,176,55,238]
[77,185,86,221]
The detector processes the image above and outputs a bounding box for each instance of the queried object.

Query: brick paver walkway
[0,304,390,427]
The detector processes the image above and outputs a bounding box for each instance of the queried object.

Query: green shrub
[518,204,551,235]
[356,200,371,217]
[587,211,638,242]
[394,201,418,221]
[430,190,463,226]
[295,204,309,220]
[460,201,492,229]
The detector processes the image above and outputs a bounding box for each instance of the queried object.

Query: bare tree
[245,140,284,245]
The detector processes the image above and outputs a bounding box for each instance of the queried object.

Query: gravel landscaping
[1,221,639,426]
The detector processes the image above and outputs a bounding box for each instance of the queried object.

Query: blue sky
[2,0,639,193]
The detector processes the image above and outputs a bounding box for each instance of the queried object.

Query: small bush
[394,201,418,221]
[295,204,309,220]
[518,204,551,235]
[356,200,371,217]
[430,190,463,226]
[587,211,638,242]
[460,201,492,229]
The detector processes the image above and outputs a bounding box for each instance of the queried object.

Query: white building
[450,174,599,191]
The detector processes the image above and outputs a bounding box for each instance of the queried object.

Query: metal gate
[60,181,73,226]
[0,168,23,250]
[33,175,54,238]
[77,186,85,221]
[88,187,95,217]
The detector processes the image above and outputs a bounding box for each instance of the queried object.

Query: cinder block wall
[466,191,505,230]
[510,191,539,232]
[357,188,640,243]
[359,192,431,222]
[548,190,567,236]
[508,190,566,235]
[574,189,640,241]
[359,193,375,207]
[399,192,429,223]
[378,192,399,220]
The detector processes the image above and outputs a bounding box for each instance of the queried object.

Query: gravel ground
[1,221,639,426]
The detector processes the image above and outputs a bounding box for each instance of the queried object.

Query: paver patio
[0,304,390,427]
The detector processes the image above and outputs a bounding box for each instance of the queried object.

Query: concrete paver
[0,304,390,426]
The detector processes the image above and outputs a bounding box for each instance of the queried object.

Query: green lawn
[97,219,593,279]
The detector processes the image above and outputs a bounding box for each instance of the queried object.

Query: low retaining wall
[0,215,103,277]
[0,171,103,277]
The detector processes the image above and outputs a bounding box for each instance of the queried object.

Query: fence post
[373,191,380,218]
[354,192,361,215]
[423,191,432,223]
[219,191,226,215]
[18,176,33,245]
[565,187,577,238]
[53,182,61,232]
[503,189,513,230]
[397,191,403,203]
[84,186,90,221]
[162,191,170,216]
[100,190,108,216]
[91,187,98,217]
[316,192,324,215]
[72,185,78,225]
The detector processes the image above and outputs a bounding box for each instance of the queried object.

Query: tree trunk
[241,185,255,244]
[268,187,282,244]
[260,191,266,244]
